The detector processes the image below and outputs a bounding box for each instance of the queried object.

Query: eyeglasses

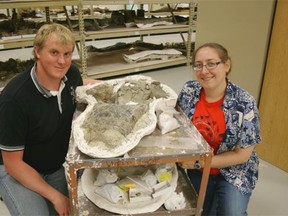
[192,61,222,71]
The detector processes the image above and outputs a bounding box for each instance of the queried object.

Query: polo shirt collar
[30,64,68,98]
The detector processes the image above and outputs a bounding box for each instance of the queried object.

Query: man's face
[34,33,74,81]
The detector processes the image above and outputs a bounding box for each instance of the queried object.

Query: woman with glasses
[178,42,261,216]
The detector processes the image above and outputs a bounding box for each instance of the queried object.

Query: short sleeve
[0,99,27,150]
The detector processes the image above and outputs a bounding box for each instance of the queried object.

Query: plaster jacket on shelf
[81,164,180,214]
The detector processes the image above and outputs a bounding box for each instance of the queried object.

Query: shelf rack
[79,0,195,78]
[0,0,196,79]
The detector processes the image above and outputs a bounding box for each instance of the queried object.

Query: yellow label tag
[159,172,172,182]
[119,183,136,192]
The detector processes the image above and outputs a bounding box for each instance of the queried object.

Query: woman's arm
[181,145,255,169]
[211,145,255,168]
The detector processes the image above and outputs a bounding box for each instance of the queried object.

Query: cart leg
[195,153,212,216]
[66,165,79,215]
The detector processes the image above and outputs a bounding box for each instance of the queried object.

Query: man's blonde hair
[33,23,75,60]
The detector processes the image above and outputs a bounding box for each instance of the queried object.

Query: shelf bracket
[45,7,51,23]
[78,2,88,77]
[167,3,186,47]
[63,6,80,55]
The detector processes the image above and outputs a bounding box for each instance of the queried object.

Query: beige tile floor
[1,65,288,215]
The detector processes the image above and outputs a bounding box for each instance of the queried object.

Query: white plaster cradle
[71,75,183,214]
[72,75,178,158]
[81,164,179,215]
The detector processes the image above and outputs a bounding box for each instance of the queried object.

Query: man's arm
[83,79,101,85]
[2,150,70,216]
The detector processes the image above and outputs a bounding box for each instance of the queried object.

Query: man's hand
[51,192,70,216]
[83,79,101,85]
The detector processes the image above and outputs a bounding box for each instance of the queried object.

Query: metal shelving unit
[79,0,196,78]
[0,0,196,79]
[0,0,79,8]
[0,0,84,54]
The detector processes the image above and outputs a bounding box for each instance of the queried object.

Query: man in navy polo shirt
[0,23,96,216]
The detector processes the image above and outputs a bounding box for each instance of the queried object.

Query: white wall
[195,0,275,102]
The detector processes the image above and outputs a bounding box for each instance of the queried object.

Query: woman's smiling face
[194,47,230,91]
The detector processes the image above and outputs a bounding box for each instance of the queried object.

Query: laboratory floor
[1,65,288,215]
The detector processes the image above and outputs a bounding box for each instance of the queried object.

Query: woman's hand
[180,160,205,169]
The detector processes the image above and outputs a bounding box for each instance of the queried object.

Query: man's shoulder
[67,63,81,75]
[1,70,31,97]
[66,63,83,86]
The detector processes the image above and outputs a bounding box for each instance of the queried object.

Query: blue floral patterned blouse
[177,79,261,194]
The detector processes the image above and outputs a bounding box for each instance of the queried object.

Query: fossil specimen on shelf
[0,58,34,88]
[123,49,182,63]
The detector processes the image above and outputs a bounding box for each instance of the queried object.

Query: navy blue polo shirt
[0,64,83,174]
